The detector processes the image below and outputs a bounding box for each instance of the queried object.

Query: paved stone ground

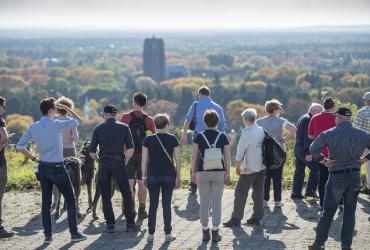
[1,189,370,250]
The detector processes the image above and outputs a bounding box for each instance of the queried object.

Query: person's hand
[305,155,313,162]
[180,134,188,145]
[324,159,336,168]
[224,173,231,185]
[279,138,286,144]
[236,165,241,176]
[175,177,181,189]
[191,173,197,184]
[56,103,68,110]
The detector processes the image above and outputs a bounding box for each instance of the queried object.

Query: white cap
[308,103,324,113]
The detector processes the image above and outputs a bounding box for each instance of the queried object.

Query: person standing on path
[354,92,370,195]
[16,97,86,244]
[0,96,14,238]
[308,107,370,250]
[121,92,156,219]
[90,105,140,233]
[181,86,226,195]
[141,113,181,242]
[256,99,296,207]
[223,108,266,228]
[307,97,336,209]
[291,103,323,200]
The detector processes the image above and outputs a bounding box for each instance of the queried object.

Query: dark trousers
[315,170,361,248]
[36,162,78,237]
[147,176,175,235]
[318,163,329,207]
[292,152,319,196]
[264,167,283,201]
[97,158,135,226]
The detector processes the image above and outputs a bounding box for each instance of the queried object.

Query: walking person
[291,103,323,200]
[0,96,14,238]
[223,108,266,228]
[181,86,226,195]
[256,99,296,207]
[90,105,140,233]
[307,97,336,209]
[121,92,156,219]
[141,114,181,242]
[308,107,370,250]
[16,97,86,244]
[191,109,231,242]
[354,92,370,195]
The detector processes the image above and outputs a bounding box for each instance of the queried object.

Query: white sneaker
[147,234,154,242]
[263,200,269,207]
[165,233,176,242]
[275,201,283,207]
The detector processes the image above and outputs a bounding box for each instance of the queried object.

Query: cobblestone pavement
[1,189,370,249]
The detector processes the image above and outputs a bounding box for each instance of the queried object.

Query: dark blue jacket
[294,113,313,157]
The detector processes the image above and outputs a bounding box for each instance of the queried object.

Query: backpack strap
[213,132,222,148]
[200,132,212,148]
[155,134,174,166]
[200,131,222,148]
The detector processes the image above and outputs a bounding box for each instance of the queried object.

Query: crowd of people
[0,86,370,249]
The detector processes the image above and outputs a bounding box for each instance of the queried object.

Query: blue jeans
[97,158,135,226]
[147,175,175,235]
[36,162,78,237]
[292,151,319,196]
[315,169,361,248]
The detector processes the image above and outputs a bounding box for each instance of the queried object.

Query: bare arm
[191,143,199,176]
[125,148,134,165]
[89,152,98,161]
[56,104,83,123]
[174,146,181,178]
[180,120,191,145]
[18,148,39,163]
[224,144,231,175]
[285,122,297,137]
[0,127,9,151]
[141,146,149,178]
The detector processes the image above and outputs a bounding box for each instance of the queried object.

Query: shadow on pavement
[174,193,200,221]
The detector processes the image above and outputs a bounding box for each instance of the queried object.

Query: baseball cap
[99,105,118,115]
[363,92,370,100]
[335,107,352,117]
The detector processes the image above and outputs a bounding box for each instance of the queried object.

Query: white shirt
[235,123,266,174]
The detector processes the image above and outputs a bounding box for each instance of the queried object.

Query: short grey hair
[241,108,257,122]
[309,103,324,114]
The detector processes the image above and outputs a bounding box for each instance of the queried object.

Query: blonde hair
[265,99,282,114]
[154,113,170,129]
[56,96,75,115]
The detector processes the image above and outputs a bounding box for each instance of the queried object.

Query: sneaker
[126,223,141,232]
[202,229,210,241]
[338,205,344,212]
[44,236,53,244]
[308,242,324,250]
[71,232,87,242]
[147,234,154,242]
[211,229,221,242]
[263,200,269,207]
[275,201,283,207]
[165,233,176,242]
[0,229,14,238]
[105,225,114,233]
[223,217,241,228]
[360,187,370,195]
[138,207,148,219]
[291,193,304,200]
[305,192,318,199]
[246,218,261,226]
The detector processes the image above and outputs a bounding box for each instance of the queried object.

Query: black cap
[335,107,352,117]
[100,105,118,115]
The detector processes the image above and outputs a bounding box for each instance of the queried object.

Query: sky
[0,0,370,30]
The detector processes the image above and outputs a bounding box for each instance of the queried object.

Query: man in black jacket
[291,103,323,199]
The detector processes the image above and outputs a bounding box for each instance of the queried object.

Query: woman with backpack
[191,109,231,243]
[141,113,181,242]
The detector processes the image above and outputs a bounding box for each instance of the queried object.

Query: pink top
[55,115,79,149]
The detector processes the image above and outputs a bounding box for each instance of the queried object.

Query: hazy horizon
[1,0,370,30]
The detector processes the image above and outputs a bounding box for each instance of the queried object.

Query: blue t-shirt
[143,133,179,177]
[193,129,230,172]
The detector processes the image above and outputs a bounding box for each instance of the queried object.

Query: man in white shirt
[223,108,266,227]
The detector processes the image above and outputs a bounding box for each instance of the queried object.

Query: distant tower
[143,36,165,83]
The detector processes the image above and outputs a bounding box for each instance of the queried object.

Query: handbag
[189,102,197,131]
[200,132,224,170]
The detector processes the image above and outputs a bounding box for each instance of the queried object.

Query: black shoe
[223,217,241,228]
[71,232,87,242]
[105,225,114,233]
[308,242,324,250]
[44,236,53,244]
[305,192,318,198]
[246,218,261,226]
[0,229,14,238]
[360,187,370,194]
[202,229,210,241]
[138,207,148,219]
[342,248,352,250]
[291,193,304,200]
[211,229,221,242]
[126,223,141,232]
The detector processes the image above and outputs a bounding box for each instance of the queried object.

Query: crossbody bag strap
[155,134,174,165]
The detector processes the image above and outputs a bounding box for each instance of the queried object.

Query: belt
[330,168,360,174]
[39,162,64,167]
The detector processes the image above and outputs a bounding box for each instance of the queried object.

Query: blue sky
[0,0,369,30]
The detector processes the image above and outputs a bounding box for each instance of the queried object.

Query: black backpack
[129,112,148,153]
[262,131,286,170]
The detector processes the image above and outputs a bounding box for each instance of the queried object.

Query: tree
[5,114,34,143]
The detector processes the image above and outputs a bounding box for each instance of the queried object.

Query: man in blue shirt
[180,86,226,194]
[16,97,86,244]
